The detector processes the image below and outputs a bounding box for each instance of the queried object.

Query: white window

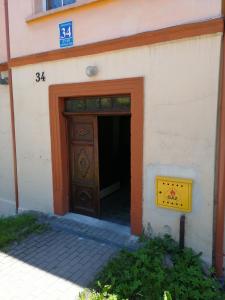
[46,0,76,10]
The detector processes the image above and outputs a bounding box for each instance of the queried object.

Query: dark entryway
[66,95,131,227]
[98,116,131,226]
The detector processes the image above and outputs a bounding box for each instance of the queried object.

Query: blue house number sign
[59,21,74,48]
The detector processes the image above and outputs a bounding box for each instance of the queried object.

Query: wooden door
[68,116,100,217]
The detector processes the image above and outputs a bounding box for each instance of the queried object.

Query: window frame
[64,95,131,114]
[45,0,76,11]
[42,0,47,11]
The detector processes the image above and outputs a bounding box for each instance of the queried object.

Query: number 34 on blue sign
[59,21,74,48]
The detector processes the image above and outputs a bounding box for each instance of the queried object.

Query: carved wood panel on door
[68,116,100,216]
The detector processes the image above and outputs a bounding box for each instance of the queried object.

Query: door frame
[49,78,144,235]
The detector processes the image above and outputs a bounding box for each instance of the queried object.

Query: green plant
[0,213,48,250]
[163,291,172,300]
[84,236,224,300]
[79,284,123,300]
[79,288,172,300]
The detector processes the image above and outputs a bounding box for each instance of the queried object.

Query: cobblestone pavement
[0,213,138,300]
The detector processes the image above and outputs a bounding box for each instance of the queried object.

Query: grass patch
[80,236,224,300]
[0,213,47,250]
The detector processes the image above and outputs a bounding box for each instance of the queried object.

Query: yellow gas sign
[155,176,193,212]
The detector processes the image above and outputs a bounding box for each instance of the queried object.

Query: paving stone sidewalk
[0,213,138,300]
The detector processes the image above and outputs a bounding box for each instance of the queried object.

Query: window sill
[26,0,100,23]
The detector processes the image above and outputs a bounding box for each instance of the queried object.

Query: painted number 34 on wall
[35,72,46,82]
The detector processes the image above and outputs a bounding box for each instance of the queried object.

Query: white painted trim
[100,182,120,199]
[27,0,100,22]
[42,0,47,11]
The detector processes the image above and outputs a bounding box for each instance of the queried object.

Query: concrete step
[38,212,139,251]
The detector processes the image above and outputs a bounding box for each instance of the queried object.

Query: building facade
[0,0,225,275]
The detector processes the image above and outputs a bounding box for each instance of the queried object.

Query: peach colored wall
[8,0,221,58]
[0,83,16,216]
[11,33,222,263]
[0,0,7,63]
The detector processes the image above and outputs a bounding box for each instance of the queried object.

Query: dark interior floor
[100,184,130,226]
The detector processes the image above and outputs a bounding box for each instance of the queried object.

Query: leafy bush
[79,284,121,300]
[81,236,224,300]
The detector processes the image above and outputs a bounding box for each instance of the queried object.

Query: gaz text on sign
[59,21,74,48]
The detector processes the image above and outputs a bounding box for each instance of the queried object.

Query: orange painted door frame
[49,78,144,235]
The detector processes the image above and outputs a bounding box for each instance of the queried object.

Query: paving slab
[0,213,139,300]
